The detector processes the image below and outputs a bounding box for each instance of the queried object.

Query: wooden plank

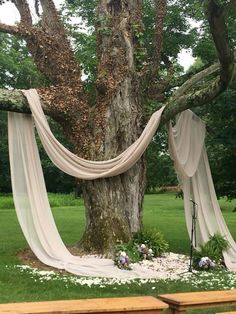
[159,290,236,314]
[0,296,168,314]
[216,312,236,314]
[159,290,236,306]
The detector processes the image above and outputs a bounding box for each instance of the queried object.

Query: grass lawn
[1,193,236,313]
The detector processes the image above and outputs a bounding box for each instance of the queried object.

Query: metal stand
[179,199,198,276]
[188,199,197,272]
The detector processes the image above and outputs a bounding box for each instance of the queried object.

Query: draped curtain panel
[5,88,236,277]
[168,110,236,271]
[8,111,163,278]
[22,89,165,180]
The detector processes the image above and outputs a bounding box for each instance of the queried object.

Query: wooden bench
[158,290,236,314]
[216,312,236,314]
[0,296,168,314]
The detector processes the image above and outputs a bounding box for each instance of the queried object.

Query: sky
[0,3,20,24]
[0,2,195,71]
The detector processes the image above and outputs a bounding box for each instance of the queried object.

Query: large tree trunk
[82,164,146,252]
[81,81,146,252]
[80,1,146,252]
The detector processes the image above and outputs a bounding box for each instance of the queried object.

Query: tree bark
[81,74,146,251]
[80,0,146,253]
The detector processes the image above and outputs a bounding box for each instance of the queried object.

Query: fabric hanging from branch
[21,89,165,180]
[8,112,163,278]
[6,88,236,276]
[168,110,236,271]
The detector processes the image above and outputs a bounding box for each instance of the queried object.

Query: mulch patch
[17,246,94,273]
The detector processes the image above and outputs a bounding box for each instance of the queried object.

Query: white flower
[199,256,216,270]
[210,260,216,267]
[120,251,127,257]
[141,244,146,249]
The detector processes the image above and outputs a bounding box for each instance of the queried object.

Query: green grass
[0,193,83,210]
[143,193,190,253]
[1,193,236,313]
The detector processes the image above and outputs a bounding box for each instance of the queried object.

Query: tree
[0,33,75,193]
[206,93,236,201]
[197,79,236,201]
[189,16,236,201]
[0,0,235,253]
[146,131,177,192]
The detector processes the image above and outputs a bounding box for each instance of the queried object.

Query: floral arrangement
[193,233,229,271]
[113,229,168,270]
[114,251,132,270]
[138,243,154,260]
[198,256,216,270]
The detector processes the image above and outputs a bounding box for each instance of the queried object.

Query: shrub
[114,229,169,266]
[132,229,169,257]
[193,232,229,269]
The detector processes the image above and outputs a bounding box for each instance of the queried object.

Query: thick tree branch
[146,62,214,98]
[161,78,222,125]
[0,0,90,154]
[13,0,32,26]
[0,21,33,38]
[151,54,174,97]
[141,1,168,101]
[0,89,48,114]
[0,0,84,88]
[172,62,220,100]
[152,0,167,76]
[173,50,236,99]
[141,0,167,86]
[40,0,67,35]
[161,60,235,126]
[0,23,21,35]
[207,0,234,88]
[0,90,29,113]
[160,0,235,124]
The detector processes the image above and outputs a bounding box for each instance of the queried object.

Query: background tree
[190,11,236,201]
[194,74,236,201]
[0,0,235,253]
[205,86,236,201]
[146,131,177,193]
[0,33,75,193]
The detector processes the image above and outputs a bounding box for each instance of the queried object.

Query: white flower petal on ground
[9,252,236,290]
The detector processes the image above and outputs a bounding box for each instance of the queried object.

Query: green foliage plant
[132,229,169,258]
[193,232,230,269]
[114,229,169,264]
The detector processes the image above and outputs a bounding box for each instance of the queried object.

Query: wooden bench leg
[168,308,186,314]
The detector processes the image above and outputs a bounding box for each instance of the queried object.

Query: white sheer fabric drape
[8,112,165,278]
[22,89,165,180]
[168,110,236,271]
[6,88,236,275]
